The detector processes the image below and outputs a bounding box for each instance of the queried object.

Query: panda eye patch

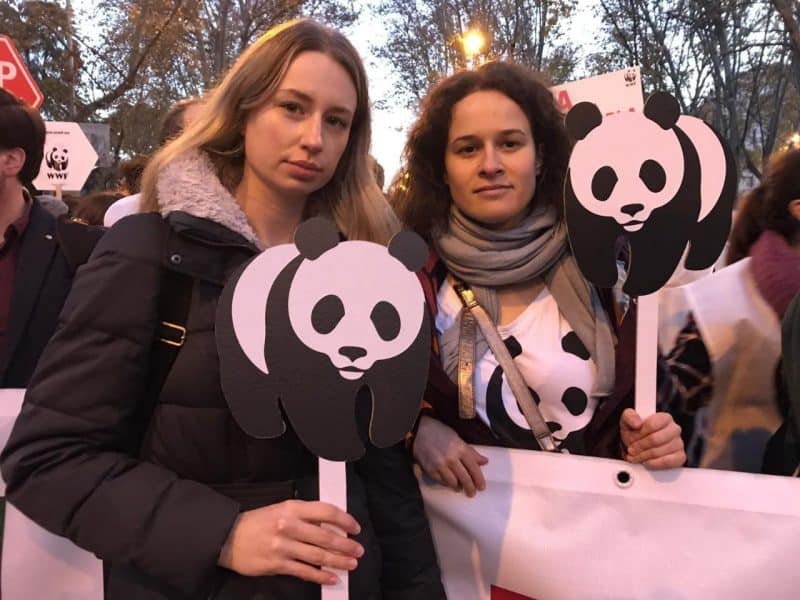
[311,294,345,334]
[591,166,617,201]
[639,159,666,192]
[370,301,401,341]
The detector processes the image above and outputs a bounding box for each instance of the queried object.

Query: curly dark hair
[727,147,800,264]
[390,61,571,240]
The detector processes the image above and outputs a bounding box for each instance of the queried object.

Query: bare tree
[595,0,799,178]
[771,0,800,90]
[374,0,577,109]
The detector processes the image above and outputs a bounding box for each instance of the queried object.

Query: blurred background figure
[104,97,203,226]
[764,292,800,476]
[370,155,385,190]
[117,155,148,196]
[70,191,124,226]
[660,147,800,471]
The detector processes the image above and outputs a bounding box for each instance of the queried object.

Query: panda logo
[564,92,737,296]
[483,332,597,452]
[45,146,69,172]
[216,217,431,461]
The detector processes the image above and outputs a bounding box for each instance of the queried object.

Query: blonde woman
[2,20,444,599]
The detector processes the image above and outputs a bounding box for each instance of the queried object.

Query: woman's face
[241,51,357,203]
[444,90,541,230]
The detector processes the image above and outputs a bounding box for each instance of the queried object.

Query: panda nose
[339,346,367,362]
[621,203,644,217]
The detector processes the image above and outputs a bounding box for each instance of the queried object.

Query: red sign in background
[0,35,44,109]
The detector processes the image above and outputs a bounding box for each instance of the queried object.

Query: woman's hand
[217,500,364,585]
[413,415,488,497]
[620,408,686,469]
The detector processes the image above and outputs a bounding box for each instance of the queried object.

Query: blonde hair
[140,19,398,243]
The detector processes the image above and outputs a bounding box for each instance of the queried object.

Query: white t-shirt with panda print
[436,279,599,454]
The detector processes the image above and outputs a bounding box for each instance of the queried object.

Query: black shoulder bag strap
[132,224,194,454]
[148,269,193,399]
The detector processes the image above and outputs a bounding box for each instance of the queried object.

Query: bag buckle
[453,281,479,309]
[158,321,186,347]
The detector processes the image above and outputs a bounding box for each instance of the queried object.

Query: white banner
[0,389,103,600]
[420,446,800,600]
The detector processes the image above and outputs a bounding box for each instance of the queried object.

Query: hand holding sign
[217,499,363,585]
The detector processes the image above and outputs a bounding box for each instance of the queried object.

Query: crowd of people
[0,17,798,599]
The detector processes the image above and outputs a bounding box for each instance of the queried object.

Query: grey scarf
[435,204,617,397]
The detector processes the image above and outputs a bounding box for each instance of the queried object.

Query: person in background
[763,292,800,476]
[0,89,75,388]
[70,191,124,226]
[159,97,205,144]
[661,147,800,471]
[370,155,385,190]
[117,155,148,196]
[391,61,685,499]
[103,97,204,227]
[1,19,444,599]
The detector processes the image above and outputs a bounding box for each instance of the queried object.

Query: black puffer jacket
[1,197,444,598]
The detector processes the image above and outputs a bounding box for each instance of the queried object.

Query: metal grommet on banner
[615,470,633,489]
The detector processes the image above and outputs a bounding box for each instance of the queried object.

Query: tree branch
[76,0,185,120]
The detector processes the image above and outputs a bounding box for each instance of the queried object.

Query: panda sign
[564,92,737,297]
[563,92,737,416]
[216,217,430,597]
[216,217,430,461]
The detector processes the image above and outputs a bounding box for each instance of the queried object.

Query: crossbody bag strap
[129,221,194,453]
[149,267,193,397]
[452,278,558,452]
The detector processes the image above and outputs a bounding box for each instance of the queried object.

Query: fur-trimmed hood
[157,150,263,249]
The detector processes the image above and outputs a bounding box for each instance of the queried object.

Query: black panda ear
[565,102,603,141]
[388,230,428,272]
[644,92,680,130]
[294,217,340,260]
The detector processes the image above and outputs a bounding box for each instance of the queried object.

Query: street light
[461,29,486,67]
[787,132,800,149]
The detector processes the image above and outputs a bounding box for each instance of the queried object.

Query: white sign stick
[318,458,348,600]
[635,292,659,418]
